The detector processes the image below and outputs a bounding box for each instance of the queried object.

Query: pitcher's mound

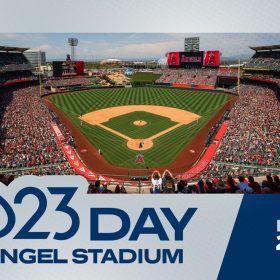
[133,120,147,126]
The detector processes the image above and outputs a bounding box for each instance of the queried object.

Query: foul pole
[38,50,42,97]
[237,59,241,95]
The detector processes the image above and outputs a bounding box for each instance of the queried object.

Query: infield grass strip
[102,111,177,139]
[130,72,162,83]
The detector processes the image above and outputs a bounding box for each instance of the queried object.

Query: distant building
[158,57,167,65]
[100,58,122,65]
[124,68,135,75]
[24,49,46,68]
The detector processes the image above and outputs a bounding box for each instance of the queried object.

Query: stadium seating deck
[155,69,218,86]
[245,50,280,71]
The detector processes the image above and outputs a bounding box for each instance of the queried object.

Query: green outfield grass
[49,87,229,168]
[130,72,162,84]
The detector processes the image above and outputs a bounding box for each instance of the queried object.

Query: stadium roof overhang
[249,45,280,52]
[0,46,29,52]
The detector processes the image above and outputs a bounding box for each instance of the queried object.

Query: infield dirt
[80,105,200,151]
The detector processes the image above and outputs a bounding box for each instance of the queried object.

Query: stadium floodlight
[185,37,199,52]
[68,38,79,61]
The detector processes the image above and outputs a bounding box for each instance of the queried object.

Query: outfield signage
[0,176,280,279]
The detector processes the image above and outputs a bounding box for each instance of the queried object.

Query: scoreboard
[167,51,204,68]
[167,50,220,68]
[52,61,84,77]
[180,52,204,68]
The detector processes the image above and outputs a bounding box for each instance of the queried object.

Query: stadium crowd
[0,71,36,86]
[84,168,280,194]
[217,68,241,77]
[213,84,280,167]
[245,50,280,71]
[0,52,31,72]
[45,77,93,88]
[0,162,76,184]
[0,85,70,169]
[244,74,280,87]
[87,181,128,194]
[149,169,276,194]
[155,69,218,86]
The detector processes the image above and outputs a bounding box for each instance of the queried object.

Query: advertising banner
[1,177,280,279]
[50,122,66,143]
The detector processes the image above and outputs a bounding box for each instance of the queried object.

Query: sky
[0,33,280,61]
[0,0,279,33]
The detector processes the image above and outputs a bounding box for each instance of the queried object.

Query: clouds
[78,35,182,59]
[0,33,279,60]
[1,0,279,32]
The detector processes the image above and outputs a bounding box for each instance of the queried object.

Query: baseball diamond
[1,36,280,192]
[48,87,229,169]
[80,105,200,151]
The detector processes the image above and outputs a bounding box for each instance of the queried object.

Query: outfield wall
[133,84,225,93]
[43,83,226,97]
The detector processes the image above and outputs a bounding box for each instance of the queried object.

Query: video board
[167,52,181,66]
[203,50,220,67]
[167,51,204,68]
[180,51,204,68]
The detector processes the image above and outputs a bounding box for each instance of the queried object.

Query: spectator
[187,184,199,194]
[205,181,216,193]
[273,175,280,189]
[151,170,162,193]
[94,180,102,193]
[248,176,262,194]
[197,179,205,193]
[120,186,127,193]
[266,175,277,191]
[87,183,99,194]
[226,175,237,191]
[162,169,175,193]
[177,180,188,193]
[237,176,253,193]
[115,185,121,193]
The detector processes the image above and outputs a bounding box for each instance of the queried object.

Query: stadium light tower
[38,49,42,97]
[68,38,78,61]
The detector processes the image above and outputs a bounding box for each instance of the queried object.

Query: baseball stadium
[0,37,279,194]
